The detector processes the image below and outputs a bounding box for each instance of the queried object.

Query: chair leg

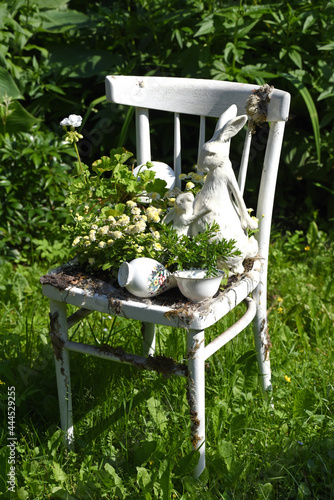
[49,299,74,448]
[253,284,272,393]
[142,322,156,356]
[187,329,205,478]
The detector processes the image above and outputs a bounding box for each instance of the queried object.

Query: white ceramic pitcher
[118,257,177,298]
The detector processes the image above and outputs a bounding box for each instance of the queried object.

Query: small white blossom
[125,224,137,235]
[98,241,106,249]
[60,114,83,128]
[98,225,109,235]
[126,200,137,208]
[111,231,123,239]
[149,192,160,200]
[134,220,146,233]
[131,207,141,215]
[118,215,130,226]
[72,236,81,247]
[186,181,195,190]
[166,187,182,198]
[151,230,160,239]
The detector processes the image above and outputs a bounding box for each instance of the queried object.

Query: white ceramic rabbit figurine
[190,104,258,274]
[163,192,210,236]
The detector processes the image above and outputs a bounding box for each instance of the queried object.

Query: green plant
[161,221,239,277]
[60,116,239,274]
[0,129,74,261]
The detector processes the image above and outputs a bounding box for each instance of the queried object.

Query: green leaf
[293,389,316,419]
[147,396,167,431]
[52,463,67,484]
[288,49,303,69]
[104,463,124,488]
[34,0,69,7]
[194,16,214,37]
[41,9,89,32]
[236,19,259,39]
[0,67,23,101]
[134,440,157,466]
[218,440,235,472]
[282,72,321,164]
[0,100,40,134]
[174,450,200,477]
[136,467,152,492]
[318,42,334,50]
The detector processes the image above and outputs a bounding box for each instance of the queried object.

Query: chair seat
[40,257,262,331]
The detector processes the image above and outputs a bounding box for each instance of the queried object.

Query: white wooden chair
[41,76,290,478]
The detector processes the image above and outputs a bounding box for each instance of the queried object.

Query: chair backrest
[105,75,290,267]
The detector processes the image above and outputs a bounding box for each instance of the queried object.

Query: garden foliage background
[0,0,333,261]
[0,0,334,498]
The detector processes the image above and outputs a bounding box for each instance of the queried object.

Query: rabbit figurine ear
[212,104,238,137]
[216,115,248,144]
[211,105,247,144]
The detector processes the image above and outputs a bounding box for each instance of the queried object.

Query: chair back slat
[198,116,206,167]
[238,123,253,195]
[106,76,290,122]
[135,107,151,164]
[174,113,182,188]
[256,120,286,262]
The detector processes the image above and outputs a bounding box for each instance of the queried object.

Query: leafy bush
[0,129,73,261]
[0,0,333,263]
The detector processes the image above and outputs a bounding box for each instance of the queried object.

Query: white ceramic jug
[118,257,177,298]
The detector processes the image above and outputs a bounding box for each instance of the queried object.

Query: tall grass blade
[282,72,321,164]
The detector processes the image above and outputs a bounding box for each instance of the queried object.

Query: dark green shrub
[0,130,73,261]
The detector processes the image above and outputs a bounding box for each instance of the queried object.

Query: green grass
[0,224,333,499]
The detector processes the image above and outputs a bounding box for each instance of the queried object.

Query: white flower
[72,236,81,247]
[186,181,195,190]
[111,231,123,239]
[98,241,106,249]
[126,200,137,208]
[125,224,137,235]
[117,215,130,226]
[98,225,109,235]
[88,258,95,265]
[134,221,146,233]
[131,206,141,215]
[89,230,96,242]
[60,114,83,128]
[151,230,160,239]
[166,187,182,198]
[149,192,160,200]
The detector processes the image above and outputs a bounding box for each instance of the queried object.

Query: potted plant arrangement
[60,114,240,302]
[160,222,239,302]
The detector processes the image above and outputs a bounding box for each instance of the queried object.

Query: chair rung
[67,308,93,329]
[204,296,256,360]
[63,339,188,377]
